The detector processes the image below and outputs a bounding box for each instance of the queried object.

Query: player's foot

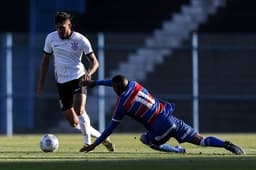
[153,144,186,153]
[79,144,89,152]
[102,139,115,152]
[174,146,186,153]
[224,141,246,155]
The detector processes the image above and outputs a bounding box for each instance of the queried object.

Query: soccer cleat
[102,139,115,152]
[174,146,186,153]
[79,144,89,152]
[151,144,186,153]
[224,141,246,155]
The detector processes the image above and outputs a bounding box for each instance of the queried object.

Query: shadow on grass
[0,155,256,170]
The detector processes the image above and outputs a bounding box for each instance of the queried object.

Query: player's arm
[85,120,119,152]
[84,52,99,80]
[37,52,51,95]
[80,79,113,87]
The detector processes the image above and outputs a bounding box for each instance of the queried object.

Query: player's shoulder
[130,80,141,87]
[46,31,58,38]
[45,31,58,42]
[72,31,88,39]
[72,32,91,46]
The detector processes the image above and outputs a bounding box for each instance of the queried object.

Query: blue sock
[150,144,184,153]
[202,136,225,147]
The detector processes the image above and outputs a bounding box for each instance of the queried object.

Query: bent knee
[140,133,151,145]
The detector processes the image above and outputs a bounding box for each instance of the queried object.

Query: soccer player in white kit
[37,11,114,152]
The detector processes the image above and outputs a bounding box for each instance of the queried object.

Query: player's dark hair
[112,75,128,95]
[55,11,72,24]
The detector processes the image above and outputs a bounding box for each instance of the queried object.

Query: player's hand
[84,144,96,152]
[84,72,92,80]
[80,79,96,87]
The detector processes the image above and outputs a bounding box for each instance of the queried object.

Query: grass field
[0,133,255,170]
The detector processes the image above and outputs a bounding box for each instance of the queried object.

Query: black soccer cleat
[224,141,246,155]
[79,144,89,152]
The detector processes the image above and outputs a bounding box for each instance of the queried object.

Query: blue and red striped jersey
[112,81,174,127]
[92,79,176,146]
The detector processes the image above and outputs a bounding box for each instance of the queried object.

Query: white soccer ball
[40,134,59,152]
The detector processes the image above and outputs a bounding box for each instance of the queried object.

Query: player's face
[112,79,128,96]
[113,84,122,96]
[56,19,72,39]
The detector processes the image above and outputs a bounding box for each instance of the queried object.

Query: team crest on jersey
[71,41,79,50]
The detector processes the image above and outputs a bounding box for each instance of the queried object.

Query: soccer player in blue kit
[82,75,245,155]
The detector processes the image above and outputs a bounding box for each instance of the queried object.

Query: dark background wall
[1,0,256,133]
[199,0,256,33]
[1,0,256,34]
[0,0,29,33]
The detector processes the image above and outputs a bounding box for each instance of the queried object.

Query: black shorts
[57,76,87,111]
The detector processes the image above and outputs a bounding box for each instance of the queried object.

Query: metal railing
[1,33,256,134]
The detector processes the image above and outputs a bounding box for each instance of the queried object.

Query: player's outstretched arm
[84,120,119,152]
[80,79,112,87]
[80,79,96,87]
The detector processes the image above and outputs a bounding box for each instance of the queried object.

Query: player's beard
[58,31,71,39]
[59,32,67,39]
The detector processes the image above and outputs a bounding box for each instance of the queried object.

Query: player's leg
[63,108,80,127]
[172,116,224,147]
[139,114,186,153]
[57,81,81,129]
[73,84,114,152]
[73,93,92,147]
[140,132,185,153]
[190,133,245,155]
[190,133,225,147]
[172,116,245,155]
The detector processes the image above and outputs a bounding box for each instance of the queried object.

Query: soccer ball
[40,134,59,152]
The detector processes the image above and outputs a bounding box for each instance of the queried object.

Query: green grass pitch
[0,133,255,170]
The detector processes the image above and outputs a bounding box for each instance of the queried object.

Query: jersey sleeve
[43,34,53,54]
[112,97,126,121]
[95,80,112,87]
[93,97,125,146]
[81,36,93,55]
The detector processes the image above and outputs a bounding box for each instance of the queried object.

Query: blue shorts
[146,114,197,145]
[171,116,198,143]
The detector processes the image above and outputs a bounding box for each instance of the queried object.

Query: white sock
[90,126,101,138]
[74,124,80,130]
[78,113,91,145]
[75,116,101,138]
